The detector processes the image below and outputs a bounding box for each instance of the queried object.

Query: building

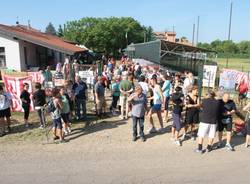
[125,39,216,75]
[154,31,193,46]
[0,23,87,71]
[155,31,176,42]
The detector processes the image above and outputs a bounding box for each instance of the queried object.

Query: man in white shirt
[183,72,194,96]
[138,75,149,95]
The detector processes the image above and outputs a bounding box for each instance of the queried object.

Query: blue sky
[1,0,249,43]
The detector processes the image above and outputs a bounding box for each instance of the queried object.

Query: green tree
[45,22,57,35]
[57,24,64,37]
[62,17,148,56]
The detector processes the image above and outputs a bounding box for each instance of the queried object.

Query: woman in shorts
[243,102,250,148]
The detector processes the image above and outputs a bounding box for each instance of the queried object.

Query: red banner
[3,75,34,112]
[27,72,44,84]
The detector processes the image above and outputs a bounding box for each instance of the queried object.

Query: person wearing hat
[195,90,220,153]
[128,85,148,142]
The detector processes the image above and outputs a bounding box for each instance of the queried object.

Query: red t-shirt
[239,83,248,94]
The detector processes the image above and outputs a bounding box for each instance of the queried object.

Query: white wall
[19,40,37,70]
[0,36,21,70]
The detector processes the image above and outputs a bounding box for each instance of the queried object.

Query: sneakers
[148,127,157,134]
[132,136,137,142]
[245,143,249,148]
[216,142,222,149]
[181,134,187,141]
[174,140,181,146]
[39,125,44,129]
[225,143,235,151]
[59,139,66,144]
[194,149,203,154]
[141,136,146,142]
[191,136,196,141]
[158,128,165,133]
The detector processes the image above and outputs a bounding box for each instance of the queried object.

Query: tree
[45,22,57,35]
[62,17,149,56]
[57,24,64,37]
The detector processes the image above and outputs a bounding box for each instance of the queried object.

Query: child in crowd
[171,86,184,146]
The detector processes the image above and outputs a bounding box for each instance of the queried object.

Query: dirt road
[0,116,250,184]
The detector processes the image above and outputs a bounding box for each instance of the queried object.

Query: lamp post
[226,1,233,68]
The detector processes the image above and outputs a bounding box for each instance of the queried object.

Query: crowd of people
[0,56,250,151]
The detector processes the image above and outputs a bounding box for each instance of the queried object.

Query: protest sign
[202,65,217,87]
[3,75,34,112]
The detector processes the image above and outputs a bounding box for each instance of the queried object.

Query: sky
[1,0,250,43]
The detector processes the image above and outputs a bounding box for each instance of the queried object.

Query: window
[0,47,6,67]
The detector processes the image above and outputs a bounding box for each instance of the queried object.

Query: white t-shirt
[139,82,149,95]
[0,92,12,110]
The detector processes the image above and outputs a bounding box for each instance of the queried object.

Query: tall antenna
[226,1,233,68]
[196,16,200,46]
[192,23,196,46]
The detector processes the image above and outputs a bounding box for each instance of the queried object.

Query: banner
[202,65,217,87]
[3,75,34,112]
[219,69,250,90]
[27,72,44,84]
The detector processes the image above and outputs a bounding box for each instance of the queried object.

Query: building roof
[0,24,87,55]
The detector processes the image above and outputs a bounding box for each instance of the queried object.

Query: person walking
[128,85,148,142]
[195,90,219,153]
[147,76,164,133]
[33,82,46,129]
[20,83,31,128]
[217,93,236,151]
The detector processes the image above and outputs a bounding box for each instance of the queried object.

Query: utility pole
[173,25,175,42]
[192,23,196,46]
[226,1,233,68]
[196,16,200,46]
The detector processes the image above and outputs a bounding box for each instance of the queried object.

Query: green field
[216,58,250,72]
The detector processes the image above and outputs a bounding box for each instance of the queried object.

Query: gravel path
[0,116,250,184]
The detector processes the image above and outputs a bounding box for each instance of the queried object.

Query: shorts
[246,119,250,135]
[53,118,63,129]
[61,113,70,123]
[172,113,182,131]
[164,97,170,111]
[239,93,246,100]
[0,108,11,118]
[97,97,106,110]
[185,111,199,124]
[218,119,233,132]
[151,104,161,112]
[198,122,217,139]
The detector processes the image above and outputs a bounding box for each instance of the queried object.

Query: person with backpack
[20,83,31,128]
[49,88,65,143]
[110,77,120,115]
[32,82,46,129]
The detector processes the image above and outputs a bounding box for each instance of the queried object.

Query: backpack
[47,98,56,113]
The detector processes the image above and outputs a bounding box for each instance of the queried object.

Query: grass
[216,58,250,72]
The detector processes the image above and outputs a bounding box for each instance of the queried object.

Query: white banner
[202,65,217,87]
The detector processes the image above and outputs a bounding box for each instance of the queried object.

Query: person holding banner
[20,83,31,128]
[0,85,12,136]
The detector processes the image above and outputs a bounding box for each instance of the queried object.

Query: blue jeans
[76,99,86,118]
[132,116,145,137]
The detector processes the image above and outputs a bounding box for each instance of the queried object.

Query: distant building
[0,23,87,71]
[154,31,192,46]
